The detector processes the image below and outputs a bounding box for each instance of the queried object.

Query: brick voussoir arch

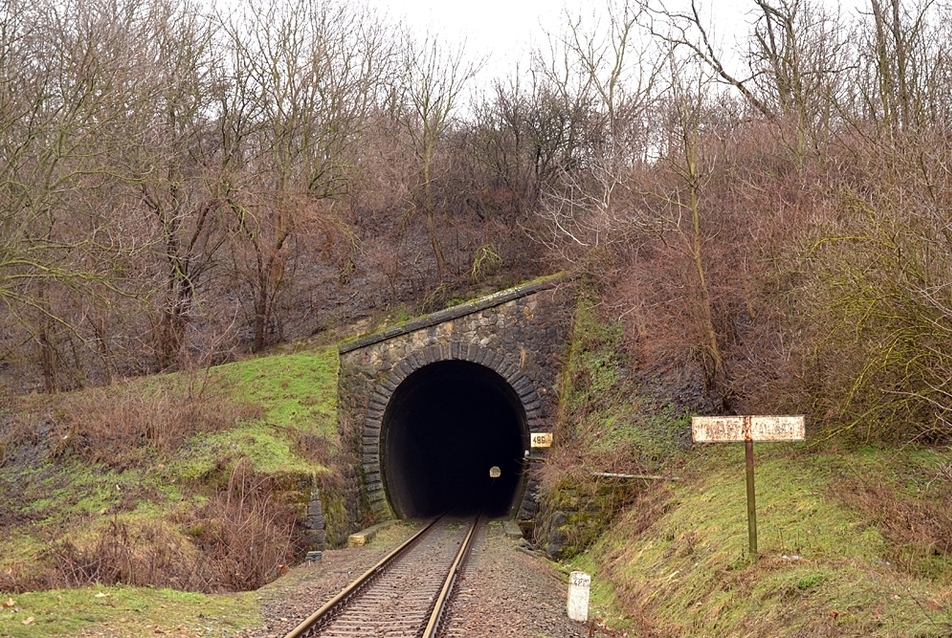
[361,342,543,515]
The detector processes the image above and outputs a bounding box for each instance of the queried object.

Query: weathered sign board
[692,415,805,443]
[692,415,805,557]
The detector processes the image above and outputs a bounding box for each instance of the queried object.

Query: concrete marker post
[567,571,590,622]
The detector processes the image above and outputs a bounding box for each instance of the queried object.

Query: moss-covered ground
[0,347,339,638]
[565,444,952,637]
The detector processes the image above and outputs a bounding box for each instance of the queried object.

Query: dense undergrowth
[536,295,692,557]
[0,347,339,603]
[556,299,952,637]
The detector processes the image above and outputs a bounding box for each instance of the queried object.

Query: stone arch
[361,341,543,516]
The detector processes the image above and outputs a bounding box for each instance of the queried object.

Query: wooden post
[692,415,805,559]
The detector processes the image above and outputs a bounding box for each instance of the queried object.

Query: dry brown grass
[8,458,303,594]
[836,471,952,581]
[47,374,264,469]
[182,458,301,592]
[43,519,204,590]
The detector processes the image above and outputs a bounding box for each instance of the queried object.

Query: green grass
[163,348,340,479]
[213,347,339,435]
[579,444,952,637]
[0,345,342,628]
[171,420,326,477]
[556,297,689,470]
[0,585,258,638]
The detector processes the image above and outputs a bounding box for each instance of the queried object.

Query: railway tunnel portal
[337,276,574,531]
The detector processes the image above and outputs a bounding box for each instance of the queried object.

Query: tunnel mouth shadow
[380,360,528,519]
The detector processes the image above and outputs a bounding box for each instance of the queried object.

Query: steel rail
[420,514,480,638]
[283,516,442,638]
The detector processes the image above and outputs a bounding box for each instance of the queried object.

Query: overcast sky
[370,0,760,80]
[369,0,867,90]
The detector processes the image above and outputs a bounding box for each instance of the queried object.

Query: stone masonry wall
[336,276,574,538]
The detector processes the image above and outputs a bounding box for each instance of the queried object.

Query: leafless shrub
[22,458,302,594]
[185,458,301,592]
[791,126,952,443]
[51,374,263,469]
[45,519,200,590]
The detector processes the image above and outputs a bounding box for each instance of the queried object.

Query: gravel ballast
[234,519,603,638]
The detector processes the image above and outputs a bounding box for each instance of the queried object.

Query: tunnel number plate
[530,432,553,448]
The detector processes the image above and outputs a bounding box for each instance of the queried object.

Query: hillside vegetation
[0,347,339,603]
[555,303,952,637]
[4,0,952,448]
[573,445,952,637]
[4,0,952,635]
[1,304,950,637]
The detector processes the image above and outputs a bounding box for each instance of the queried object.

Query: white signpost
[691,415,805,557]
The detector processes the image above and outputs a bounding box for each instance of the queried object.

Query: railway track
[284,515,479,638]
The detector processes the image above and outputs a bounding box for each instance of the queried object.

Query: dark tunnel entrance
[380,360,528,519]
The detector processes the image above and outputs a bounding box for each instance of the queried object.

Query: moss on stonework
[539,475,640,559]
[536,292,689,559]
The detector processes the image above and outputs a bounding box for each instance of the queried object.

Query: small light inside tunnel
[381,360,527,518]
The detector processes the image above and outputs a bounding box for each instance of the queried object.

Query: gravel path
[233,519,611,638]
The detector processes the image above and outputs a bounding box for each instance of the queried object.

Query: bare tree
[853,0,952,131]
[638,56,732,409]
[746,0,852,155]
[123,0,231,370]
[643,0,775,118]
[532,0,663,262]
[220,0,387,351]
[391,32,479,278]
[0,0,149,390]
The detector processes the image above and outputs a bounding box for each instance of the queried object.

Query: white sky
[370,0,867,88]
[370,0,577,50]
[370,0,574,86]
[371,0,759,80]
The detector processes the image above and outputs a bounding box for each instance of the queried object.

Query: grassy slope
[173,350,340,477]
[4,303,952,638]
[0,587,256,638]
[554,297,952,637]
[0,347,338,638]
[572,444,952,637]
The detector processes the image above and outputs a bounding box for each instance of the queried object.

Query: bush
[50,373,263,469]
